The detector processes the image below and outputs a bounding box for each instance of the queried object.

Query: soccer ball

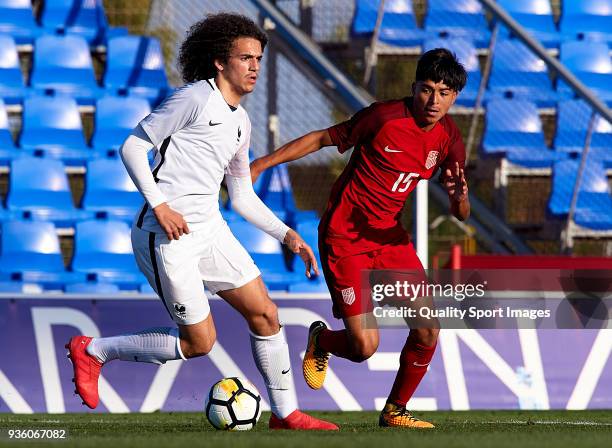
[205,377,262,430]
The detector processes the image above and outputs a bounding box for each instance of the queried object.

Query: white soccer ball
[204,377,262,430]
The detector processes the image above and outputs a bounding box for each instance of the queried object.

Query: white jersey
[136,79,250,233]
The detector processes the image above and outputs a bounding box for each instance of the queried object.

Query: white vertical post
[416,180,428,267]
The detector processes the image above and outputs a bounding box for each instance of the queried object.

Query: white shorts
[132,222,261,325]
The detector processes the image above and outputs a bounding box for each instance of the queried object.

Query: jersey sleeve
[327,102,382,153]
[439,118,466,179]
[225,114,251,178]
[139,84,206,147]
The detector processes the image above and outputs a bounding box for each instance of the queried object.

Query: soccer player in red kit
[250,49,469,428]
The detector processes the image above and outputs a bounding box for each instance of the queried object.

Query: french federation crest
[341,287,356,306]
[425,151,439,170]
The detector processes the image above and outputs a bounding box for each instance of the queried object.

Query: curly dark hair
[178,13,268,83]
[416,48,467,92]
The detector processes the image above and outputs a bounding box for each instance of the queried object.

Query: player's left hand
[283,229,319,279]
[443,162,468,202]
[249,159,264,184]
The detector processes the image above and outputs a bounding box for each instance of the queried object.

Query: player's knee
[348,337,379,362]
[262,300,278,323]
[412,327,439,346]
[246,300,279,334]
[181,327,217,358]
[183,336,216,358]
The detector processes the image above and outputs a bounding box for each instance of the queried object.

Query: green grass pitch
[1,411,611,448]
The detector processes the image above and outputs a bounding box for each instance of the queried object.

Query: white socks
[87,325,298,419]
[87,327,186,365]
[250,328,298,419]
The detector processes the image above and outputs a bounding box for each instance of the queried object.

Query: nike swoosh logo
[384,145,402,153]
[209,120,222,126]
[413,362,430,367]
[282,368,291,374]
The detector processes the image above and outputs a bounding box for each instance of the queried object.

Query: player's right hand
[153,203,190,240]
[283,229,319,279]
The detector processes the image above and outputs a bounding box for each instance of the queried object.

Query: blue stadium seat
[557,41,612,106]
[0,0,42,45]
[139,282,154,294]
[0,207,15,222]
[554,100,612,157]
[256,165,297,212]
[260,165,317,223]
[0,99,20,165]
[423,37,480,107]
[30,34,103,105]
[228,220,300,290]
[295,219,319,250]
[6,157,90,226]
[560,0,612,44]
[65,281,120,293]
[0,34,27,105]
[497,0,560,48]
[0,206,14,222]
[104,36,169,106]
[482,99,564,167]
[352,0,422,47]
[549,159,581,215]
[71,219,145,289]
[548,159,612,229]
[0,220,85,288]
[226,164,315,225]
[353,0,386,34]
[91,96,150,154]
[41,0,108,45]
[575,192,612,230]
[0,280,43,293]
[424,0,490,48]
[19,96,92,165]
[82,158,141,223]
[288,281,329,293]
[486,40,558,107]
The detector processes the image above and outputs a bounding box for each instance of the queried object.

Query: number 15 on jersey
[391,172,419,193]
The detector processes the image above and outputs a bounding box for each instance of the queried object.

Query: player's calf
[179,336,216,358]
[178,320,217,358]
[410,327,439,347]
[243,299,280,336]
[346,335,378,363]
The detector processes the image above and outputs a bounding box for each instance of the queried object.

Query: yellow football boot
[302,321,330,390]
[379,402,435,428]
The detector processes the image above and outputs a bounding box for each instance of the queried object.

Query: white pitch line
[477,420,612,426]
[3,417,610,427]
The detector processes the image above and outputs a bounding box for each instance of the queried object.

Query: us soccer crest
[425,151,439,169]
[341,287,356,305]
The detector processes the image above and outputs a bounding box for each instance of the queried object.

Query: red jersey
[321,97,465,254]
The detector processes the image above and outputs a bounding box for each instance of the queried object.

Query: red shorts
[319,240,426,319]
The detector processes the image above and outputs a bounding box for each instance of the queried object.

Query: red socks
[387,338,437,406]
[317,329,352,358]
[318,329,436,406]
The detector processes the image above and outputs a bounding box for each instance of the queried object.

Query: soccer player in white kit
[66,13,338,430]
